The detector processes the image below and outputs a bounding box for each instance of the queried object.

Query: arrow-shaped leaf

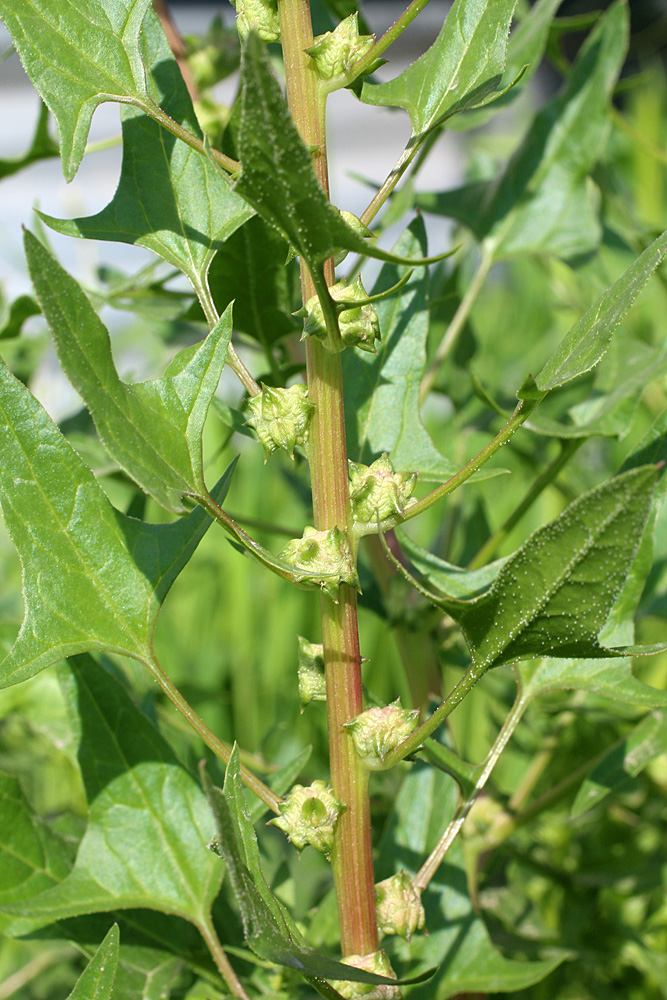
[2,657,223,932]
[437,466,664,675]
[68,924,120,1000]
[25,230,231,514]
[38,6,252,291]
[0,358,231,689]
[0,0,153,180]
[360,0,518,138]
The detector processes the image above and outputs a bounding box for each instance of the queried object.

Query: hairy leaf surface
[0,360,231,688]
[39,7,251,291]
[4,657,222,930]
[25,231,231,513]
[437,467,662,673]
[360,0,518,137]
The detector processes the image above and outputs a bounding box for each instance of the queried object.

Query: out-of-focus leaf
[0,0,153,180]
[0,101,58,180]
[203,748,432,989]
[3,656,223,932]
[0,294,40,340]
[571,710,667,817]
[397,531,507,598]
[360,0,518,137]
[342,218,505,482]
[25,230,231,513]
[378,763,564,996]
[39,7,251,291]
[437,467,665,674]
[0,357,232,688]
[415,2,628,261]
[536,230,667,391]
[67,924,119,1000]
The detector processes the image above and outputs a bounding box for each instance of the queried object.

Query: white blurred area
[0,2,461,413]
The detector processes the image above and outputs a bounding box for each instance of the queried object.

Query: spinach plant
[1,0,667,997]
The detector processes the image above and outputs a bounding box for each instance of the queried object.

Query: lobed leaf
[39,6,252,291]
[25,230,231,514]
[360,0,518,138]
[0,0,153,180]
[67,924,119,1000]
[0,357,232,689]
[437,466,663,675]
[342,218,505,482]
[3,656,223,931]
[571,709,667,817]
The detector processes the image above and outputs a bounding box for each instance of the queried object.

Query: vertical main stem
[278,0,378,957]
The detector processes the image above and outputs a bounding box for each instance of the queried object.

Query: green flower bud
[245,383,315,461]
[349,453,417,524]
[297,635,326,709]
[375,871,425,942]
[306,14,375,81]
[230,0,280,41]
[344,700,420,770]
[269,780,344,856]
[279,525,359,600]
[303,277,381,354]
[331,951,401,999]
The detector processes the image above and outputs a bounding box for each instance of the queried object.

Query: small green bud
[269,780,344,856]
[230,0,280,41]
[349,453,417,524]
[297,635,326,709]
[245,383,315,461]
[331,951,401,999]
[344,700,420,770]
[375,871,425,942]
[279,525,359,600]
[303,277,381,354]
[306,14,375,81]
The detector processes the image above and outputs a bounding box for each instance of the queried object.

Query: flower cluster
[349,454,417,525]
[331,950,401,999]
[297,635,326,709]
[279,525,359,600]
[245,383,314,461]
[303,277,380,354]
[270,781,344,856]
[375,871,425,942]
[306,13,374,81]
[229,0,280,41]
[344,701,420,770]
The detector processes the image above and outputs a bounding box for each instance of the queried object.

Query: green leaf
[518,655,667,708]
[0,771,72,918]
[68,924,119,1000]
[0,0,153,181]
[360,0,518,137]
[0,293,40,340]
[0,101,58,180]
[25,230,231,513]
[536,230,667,391]
[203,748,433,989]
[0,357,232,688]
[571,709,667,817]
[439,466,662,675]
[235,34,450,273]
[396,531,508,599]
[379,763,563,996]
[342,218,505,482]
[38,7,252,291]
[3,656,223,931]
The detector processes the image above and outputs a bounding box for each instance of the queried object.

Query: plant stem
[147,655,282,813]
[420,250,492,404]
[196,283,261,396]
[142,99,240,174]
[414,686,529,890]
[200,917,250,999]
[468,438,583,568]
[278,0,378,957]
